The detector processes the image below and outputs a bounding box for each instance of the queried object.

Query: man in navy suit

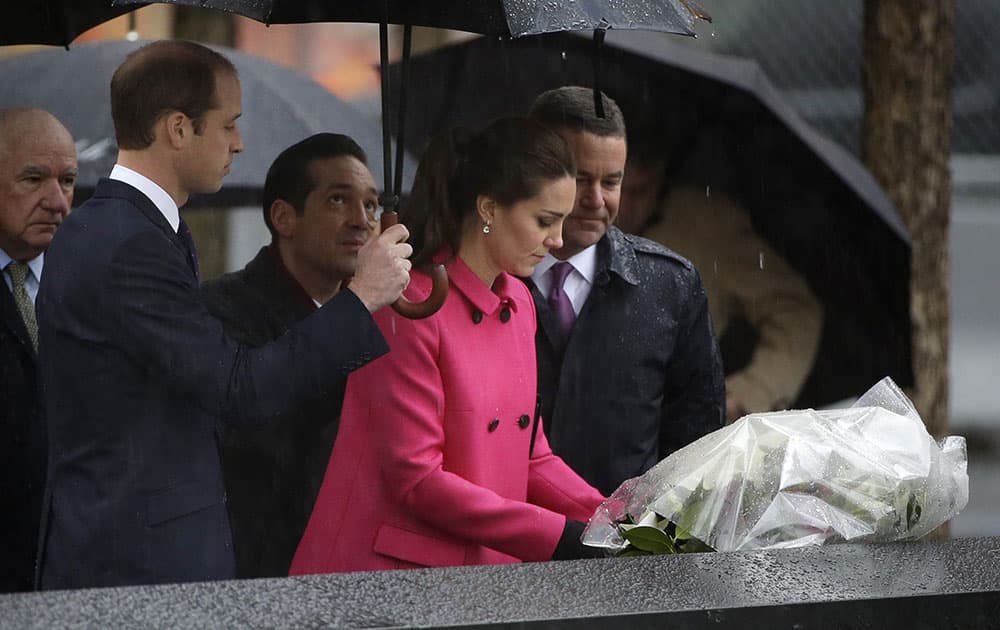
[36,40,412,589]
[0,108,77,592]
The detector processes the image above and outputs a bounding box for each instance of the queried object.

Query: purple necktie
[548,261,576,338]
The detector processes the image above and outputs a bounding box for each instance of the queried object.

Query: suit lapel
[93,179,192,272]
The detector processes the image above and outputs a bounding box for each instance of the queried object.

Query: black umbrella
[0,39,417,207]
[114,0,704,38]
[0,1,137,47]
[384,31,914,407]
[108,0,710,317]
[109,0,709,209]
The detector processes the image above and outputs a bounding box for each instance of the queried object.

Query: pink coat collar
[437,253,521,317]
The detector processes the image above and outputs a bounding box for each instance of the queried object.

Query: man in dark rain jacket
[527,87,725,496]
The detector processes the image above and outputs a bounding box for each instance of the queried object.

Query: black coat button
[518,414,531,429]
[488,418,500,432]
[500,306,511,323]
[472,309,484,324]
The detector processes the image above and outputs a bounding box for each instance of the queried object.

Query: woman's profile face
[485,175,576,277]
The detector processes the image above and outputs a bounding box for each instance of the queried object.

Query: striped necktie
[6,261,38,351]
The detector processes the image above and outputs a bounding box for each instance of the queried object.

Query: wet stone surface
[2,537,999,628]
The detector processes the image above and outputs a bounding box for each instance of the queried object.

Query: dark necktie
[548,261,576,339]
[6,261,38,351]
[177,218,200,281]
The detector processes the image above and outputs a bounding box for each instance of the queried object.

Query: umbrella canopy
[385,31,914,407]
[110,0,702,37]
[0,39,416,207]
[0,1,137,47]
[109,0,710,210]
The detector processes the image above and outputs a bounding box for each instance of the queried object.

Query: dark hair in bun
[402,116,576,267]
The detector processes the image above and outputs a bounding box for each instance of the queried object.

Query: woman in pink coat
[290,118,606,574]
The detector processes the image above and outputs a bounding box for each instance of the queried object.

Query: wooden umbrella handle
[381,210,448,319]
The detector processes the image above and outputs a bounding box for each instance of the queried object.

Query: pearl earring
[482,222,491,235]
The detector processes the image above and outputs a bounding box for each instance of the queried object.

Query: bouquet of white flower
[583,378,969,555]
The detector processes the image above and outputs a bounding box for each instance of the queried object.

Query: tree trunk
[862,0,954,441]
[172,7,236,281]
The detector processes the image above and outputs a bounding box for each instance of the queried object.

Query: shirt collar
[0,248,43,282]
[109,164,181,232]
[532,243,598,285]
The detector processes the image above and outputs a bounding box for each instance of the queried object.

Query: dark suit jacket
[0,274,46,592]
[201,246,352,578]
[528,227,726,496]
[36,179,388,589]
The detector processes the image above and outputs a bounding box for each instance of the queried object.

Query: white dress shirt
[109,164,181,233]
[530,245,598,315]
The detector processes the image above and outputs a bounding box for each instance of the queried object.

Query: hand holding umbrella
[342,220,427,315]
[379,210,448,319]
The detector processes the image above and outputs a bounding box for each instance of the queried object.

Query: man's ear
[270,199,297,239]
[475,194,496,226]
[163,112,189,149]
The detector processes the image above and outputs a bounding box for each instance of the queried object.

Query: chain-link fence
[678,0,1000,157]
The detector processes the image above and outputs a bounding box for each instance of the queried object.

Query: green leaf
[621,525,677,554]
[664,520,715,553]
[906,495,922,529]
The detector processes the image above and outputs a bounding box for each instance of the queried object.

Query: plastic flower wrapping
[582,378,969,555]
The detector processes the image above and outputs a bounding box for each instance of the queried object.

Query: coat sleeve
[106,229,388,426]
[360,306,568,563]
[658,263,726,458]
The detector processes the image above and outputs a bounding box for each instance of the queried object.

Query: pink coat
[290,256,605,574]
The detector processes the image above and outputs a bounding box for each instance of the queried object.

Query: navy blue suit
[36,179,388,589]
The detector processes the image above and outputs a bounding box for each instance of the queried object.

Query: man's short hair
[529,86,626,138]
[111,40,237,150]
[262,133,369,237]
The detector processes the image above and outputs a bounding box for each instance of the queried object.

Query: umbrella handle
[380,210,448,319]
